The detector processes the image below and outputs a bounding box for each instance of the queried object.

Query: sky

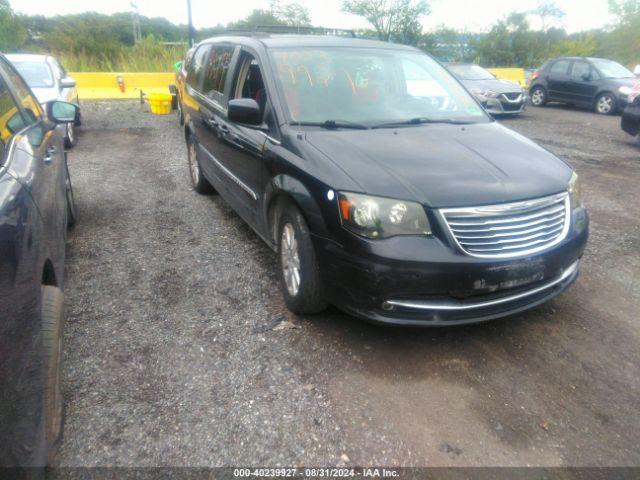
[11,0,615,34]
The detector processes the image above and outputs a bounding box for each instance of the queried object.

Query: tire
[530,86,547,107]
[187,134,215,194]
[65,160,76,228]
[64,123,75,149]
[41,286,65,465]
[177,99,185,126]
[277,203,328,315]
[595,92,617,115]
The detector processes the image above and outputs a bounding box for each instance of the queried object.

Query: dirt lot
[55,101,640,467]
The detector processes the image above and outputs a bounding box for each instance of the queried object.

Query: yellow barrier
[487,68,527,87]
[70,69,527,99]
[70,72,175,99]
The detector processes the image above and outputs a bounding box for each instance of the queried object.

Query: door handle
[44,146,56,164]
[205,117,218,128]
[218,124,229,134]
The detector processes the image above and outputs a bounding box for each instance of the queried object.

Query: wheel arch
[42,259,57,286]
[264,175,329,247]
[594,90,617,105]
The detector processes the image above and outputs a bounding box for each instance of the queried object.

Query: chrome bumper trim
[384,260,579,312]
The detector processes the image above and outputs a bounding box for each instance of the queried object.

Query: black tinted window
[202,46,235,98]
[186,45,210,89]
[571,61,591,80]
[550,60,570,75]
[3,63,42,125]
[0,74,23,159]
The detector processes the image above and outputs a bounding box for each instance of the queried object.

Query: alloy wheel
[597,95,614,114]
[531,88,545,106]
[281,223,301,297]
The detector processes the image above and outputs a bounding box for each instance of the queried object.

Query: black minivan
[182,34,589,326]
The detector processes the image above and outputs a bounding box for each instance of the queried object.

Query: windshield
[12,61,54,88]
[448,64,495,81]
[591,59,635,79]
[270,47,488,126]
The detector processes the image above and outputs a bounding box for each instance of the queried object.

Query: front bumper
[481,93,528,115]
[621,102,640,137]
[314,208,588,326]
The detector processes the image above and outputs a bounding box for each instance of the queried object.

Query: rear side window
[550,60,570,76]
[186,44,210,90]
[0,74,23,161]
[202,45,235,99]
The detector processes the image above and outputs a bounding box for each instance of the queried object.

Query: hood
[459,78,523,95]
[305,122,572,208]
[30,87,60,104]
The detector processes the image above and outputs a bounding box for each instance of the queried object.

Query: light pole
[187,0,195,47]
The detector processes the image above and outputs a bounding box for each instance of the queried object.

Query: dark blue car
[0,53,78,468]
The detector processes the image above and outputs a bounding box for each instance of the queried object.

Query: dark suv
[0,53,78,467]
[529,56,638,115]
[182,34,589,326]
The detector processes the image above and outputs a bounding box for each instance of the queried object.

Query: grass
[54,39,186,72]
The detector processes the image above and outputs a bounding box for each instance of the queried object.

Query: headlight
[338,192,431,239]
[471,89,498,99]
[618,86,633,96]
[568,172,582,209]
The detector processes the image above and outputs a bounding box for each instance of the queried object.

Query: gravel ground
[55,100,640,467]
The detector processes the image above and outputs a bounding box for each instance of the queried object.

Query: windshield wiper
[290,120,369,130]
[372,117,474,129]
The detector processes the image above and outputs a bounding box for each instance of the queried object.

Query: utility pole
[187,0,195,47]
[130,2,141,43]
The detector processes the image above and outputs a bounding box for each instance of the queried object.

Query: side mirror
[46,100,79,124]
[228,98,262,126]
[59,77,76,89]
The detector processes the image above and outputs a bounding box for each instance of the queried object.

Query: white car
[6,54,81,148]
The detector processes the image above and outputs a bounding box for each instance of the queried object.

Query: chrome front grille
[501,92,524,102]
[440,193,570,258]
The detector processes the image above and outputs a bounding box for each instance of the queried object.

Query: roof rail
[253,25,356,37]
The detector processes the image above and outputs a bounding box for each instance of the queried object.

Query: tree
[473,12,553,68]
[0,0,27,50]
[270,1,311,27]
[608,0,640,22]
[533,1,565,31]
[342,0,430,43]
[601,0,640,64]
[228,3,310,30]
[420,27,478,62]
[228,9,285,30]
[550,33,598,58]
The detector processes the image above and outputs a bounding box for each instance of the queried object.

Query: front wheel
[64,123,75,149]
[277,204,328,315]
[595,93,617,115]
[530,86,547,107]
